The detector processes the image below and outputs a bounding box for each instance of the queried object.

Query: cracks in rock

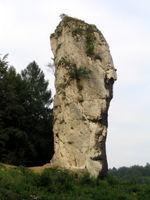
[76,79,83,91]
[104,76,115,100]
[67,140,74,145]
[99,112,108,127]
[90,155,102,161]
[73,155,78,167]
[60,151,64,159]
[56,133,65,145]
[85,112,108,127]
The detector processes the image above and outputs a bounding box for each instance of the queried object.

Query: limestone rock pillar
[50,16,117,177]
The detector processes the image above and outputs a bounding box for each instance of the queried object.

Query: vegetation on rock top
[51,15,105,60]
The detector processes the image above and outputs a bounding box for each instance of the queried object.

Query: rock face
[50,16,117,177]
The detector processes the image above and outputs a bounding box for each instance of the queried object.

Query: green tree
[21,61,54,166]
[0,56,29,164]
[0,57,54,166]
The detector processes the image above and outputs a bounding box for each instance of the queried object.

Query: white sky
[0,0,150,168]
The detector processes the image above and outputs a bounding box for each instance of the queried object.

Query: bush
[39,169,75,193]
[72,28,84,36]
[85,36,94,56]
[0,165,150,200]
[69,66,91,80]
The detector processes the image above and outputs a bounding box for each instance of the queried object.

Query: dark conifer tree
[21,61,54,166]
[0,56,53,166]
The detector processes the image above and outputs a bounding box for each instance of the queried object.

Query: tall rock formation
[50,16,117,177]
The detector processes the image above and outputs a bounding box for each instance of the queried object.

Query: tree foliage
[109,163,150,183]
[0,56,53,166]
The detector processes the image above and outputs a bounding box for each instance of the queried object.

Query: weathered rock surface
[50,16,117,177]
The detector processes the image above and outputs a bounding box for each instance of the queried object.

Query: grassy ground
[0,164,150,200]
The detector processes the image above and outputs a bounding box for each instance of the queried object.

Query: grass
[0,165,150,200]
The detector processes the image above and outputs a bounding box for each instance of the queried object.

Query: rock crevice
[50,16,117,177]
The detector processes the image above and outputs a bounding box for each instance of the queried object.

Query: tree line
[0,55,54,166]
[109,163,150,183]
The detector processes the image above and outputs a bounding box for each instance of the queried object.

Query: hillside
[0,164,150,200]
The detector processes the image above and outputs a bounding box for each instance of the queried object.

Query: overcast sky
[0,0,150,168]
